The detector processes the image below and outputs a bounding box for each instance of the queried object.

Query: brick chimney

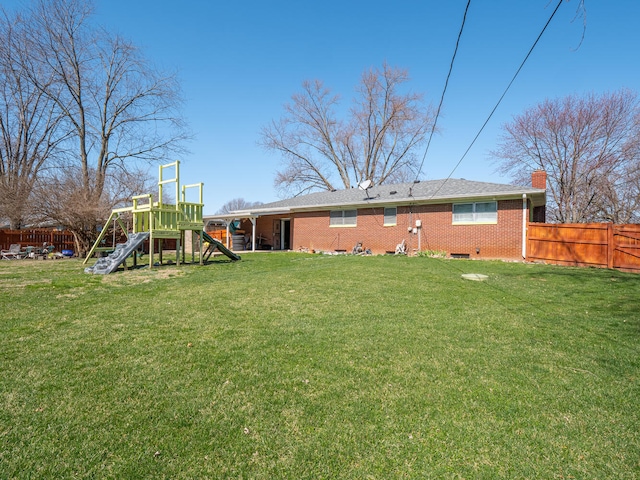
[531,170,547,190]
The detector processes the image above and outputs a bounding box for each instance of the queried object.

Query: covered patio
[205,208,291,253]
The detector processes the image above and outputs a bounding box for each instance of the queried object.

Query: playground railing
[178,202,203,224]
[153,206,181,232]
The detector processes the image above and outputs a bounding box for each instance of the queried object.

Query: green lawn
[1,253,639,479]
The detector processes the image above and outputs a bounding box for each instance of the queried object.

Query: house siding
[249,199,528,260]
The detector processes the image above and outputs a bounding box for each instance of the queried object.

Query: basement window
[330,209,357,227]
[452,201,497,224]
[383,207,397,226]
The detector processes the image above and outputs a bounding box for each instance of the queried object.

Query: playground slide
[84,232,150,275]
[199,231,241,261]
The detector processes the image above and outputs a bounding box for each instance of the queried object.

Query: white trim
[522,194,527,259]
[251,218,256,252]
[452,221,498,226]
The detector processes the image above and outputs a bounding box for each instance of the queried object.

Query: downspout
[522,194,527,260]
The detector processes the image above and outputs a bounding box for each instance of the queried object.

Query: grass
[1,253,639,479]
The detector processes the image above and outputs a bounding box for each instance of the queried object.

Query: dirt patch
[101,267,185,285]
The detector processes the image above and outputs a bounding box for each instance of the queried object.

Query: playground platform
[84,161,240,274]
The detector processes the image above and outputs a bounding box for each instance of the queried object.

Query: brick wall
[250,199,529,260]
[255,216,277,249]
[417,199,525,259]
[235,217,279,250]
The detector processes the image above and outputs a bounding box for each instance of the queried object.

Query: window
[384,207,397,226]
[330,209,357,226]
[453,201,497,224]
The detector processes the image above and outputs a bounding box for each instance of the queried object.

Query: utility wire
[415,0,471,182]
[414,0,566,315]
[428,0,564,198]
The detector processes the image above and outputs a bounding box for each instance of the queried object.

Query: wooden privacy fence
[0,229,75,252]
[527,223,640,273]
[1,228,180,257]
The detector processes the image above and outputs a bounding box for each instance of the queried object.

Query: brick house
[209,171,546,260]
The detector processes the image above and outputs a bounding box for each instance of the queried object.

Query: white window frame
[383,207,397,226]
[452,201,497,224]
[330,209,357,227]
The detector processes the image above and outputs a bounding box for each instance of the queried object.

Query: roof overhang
[206,188,546,219]
[278,190,547,212]
[204,208,292,222]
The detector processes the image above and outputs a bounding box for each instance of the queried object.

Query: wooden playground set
[83,161,239,274]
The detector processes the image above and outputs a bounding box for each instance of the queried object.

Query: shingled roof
[225,178,545,217]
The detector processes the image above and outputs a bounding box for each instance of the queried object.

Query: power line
[413,0,567,311]
[428,0,564,198]
[415,0,471,182]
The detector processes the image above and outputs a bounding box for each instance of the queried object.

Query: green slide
[199,231,241,261]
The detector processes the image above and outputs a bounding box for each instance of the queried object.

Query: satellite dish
[358,179,372,190]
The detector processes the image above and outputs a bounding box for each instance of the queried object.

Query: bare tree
[493,90,640,223]
[31,165,157,252]
[592,161,640,223]
[216,198,263,215]
[261,63,435,196]
[0,8,68,228]
[21,0,188,254]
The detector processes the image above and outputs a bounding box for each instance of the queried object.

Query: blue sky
[6,1,640,214]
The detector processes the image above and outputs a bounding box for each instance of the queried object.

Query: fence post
[607,223,614,269]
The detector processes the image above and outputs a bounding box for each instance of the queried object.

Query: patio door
[281,219,291,250]
[273,219,291,250]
